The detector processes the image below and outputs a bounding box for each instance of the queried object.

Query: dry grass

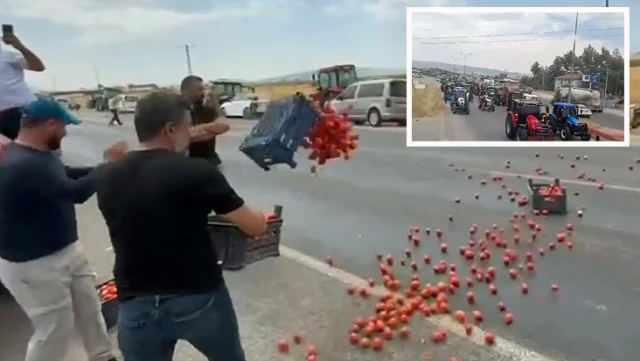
[631,67,640,104]
[412,84,445,119]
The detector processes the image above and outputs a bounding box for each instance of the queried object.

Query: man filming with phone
[0,26,45,155]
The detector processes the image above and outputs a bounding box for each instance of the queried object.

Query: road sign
[590,74,600,83]
[582,75,590,82]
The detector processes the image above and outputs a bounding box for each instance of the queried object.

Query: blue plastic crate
[239,94,319,170]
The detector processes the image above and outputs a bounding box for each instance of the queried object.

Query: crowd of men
[0,32,266,361]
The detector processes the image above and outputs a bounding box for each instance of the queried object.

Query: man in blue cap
[0,98,126,361]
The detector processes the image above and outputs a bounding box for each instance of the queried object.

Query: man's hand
[2,33,45,71]
[0,134,11,160]
[1,33,22,48]
[103,141,128,162]
[189,121,230,142]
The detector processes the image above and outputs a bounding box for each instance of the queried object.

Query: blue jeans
[117,284,246,361]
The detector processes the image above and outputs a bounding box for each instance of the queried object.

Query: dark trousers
[109,110,122,125]
[0,107,24,140]
[117,284,246,361]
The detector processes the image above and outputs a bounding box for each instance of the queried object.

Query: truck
[553,86,603,112]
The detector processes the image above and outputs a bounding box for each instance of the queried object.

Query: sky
[0,0,635,90]
[411,11,626,74]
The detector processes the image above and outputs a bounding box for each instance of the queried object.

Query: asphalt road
[412,77,624,141]
[2,111,640,361]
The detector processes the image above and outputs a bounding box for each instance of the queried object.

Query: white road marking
[584,300,607,311]
[280,245,558,361]
[488,170,640,194]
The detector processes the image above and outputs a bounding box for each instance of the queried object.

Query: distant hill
[256,67,406,83]
[632,51,640,59]
[412,60,524,78]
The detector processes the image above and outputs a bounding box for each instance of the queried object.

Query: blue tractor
[548,102,591,141]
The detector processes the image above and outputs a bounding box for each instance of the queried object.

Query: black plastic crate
[239,95,319,171]
[97,280,119,330]
[208,205,283,270]
[527,178,568,215]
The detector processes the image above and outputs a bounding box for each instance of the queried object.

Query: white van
[330,78,407,127]
[120,95,139,113]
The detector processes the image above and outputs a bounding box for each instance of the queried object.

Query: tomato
[305,104,358,172]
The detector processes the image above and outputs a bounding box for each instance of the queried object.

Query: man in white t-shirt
[0,32,45,154]
[108,95,123,126]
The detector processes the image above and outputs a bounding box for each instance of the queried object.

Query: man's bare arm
[189,121,230,142]
[14,41,45,72]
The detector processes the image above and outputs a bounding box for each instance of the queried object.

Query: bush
[631,59,640,67]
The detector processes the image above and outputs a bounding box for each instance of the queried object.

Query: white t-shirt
[109,96,123,110]
[0,50,37,112]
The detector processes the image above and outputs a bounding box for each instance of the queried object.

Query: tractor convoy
[438,74,595,141]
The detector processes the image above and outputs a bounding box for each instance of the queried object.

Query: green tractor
[210,80,254,105]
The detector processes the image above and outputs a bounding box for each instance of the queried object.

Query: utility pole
[568,12,578,103]
[450,57,459,73]
[604,66,609,99]
[605,0,609,6]
[178,44,195,75]
[541,71,545,91]
[93,67,100,87]
[460,52,472,74]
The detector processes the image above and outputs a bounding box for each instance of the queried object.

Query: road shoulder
[73,200,517,361]
[104,256,515,361]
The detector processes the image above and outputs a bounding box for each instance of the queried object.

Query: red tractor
[507,90,524,107]
[505,100,555,141]
[311,64,358,106]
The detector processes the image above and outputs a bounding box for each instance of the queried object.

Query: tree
[530,44,625,96]
[530,62,541,77]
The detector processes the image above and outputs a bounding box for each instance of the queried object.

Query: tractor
[210,80,253,105]
[547,102,591,141]
[505,100,555,141]
[311,64,358,106]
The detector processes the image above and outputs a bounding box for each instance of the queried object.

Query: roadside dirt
[631,67,639,104]
[412,84,445,119]
[580,118,601,129]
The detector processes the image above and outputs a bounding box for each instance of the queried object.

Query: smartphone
[2,24,13,36]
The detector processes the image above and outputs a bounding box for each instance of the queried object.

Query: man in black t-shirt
[180,75,229,166]
[96,91,267,361]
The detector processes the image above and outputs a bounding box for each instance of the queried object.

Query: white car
[120,95,139,113]
[577,104,592,118]
[220,94,269,118]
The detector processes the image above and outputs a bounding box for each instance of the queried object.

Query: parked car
[220,94,268,119]
[576,104,592,118]
[54,97,80,110]
[120,95,140,113]
[330,78,406,127]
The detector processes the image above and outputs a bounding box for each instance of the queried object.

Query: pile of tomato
[303,105,359,174]
[98,280,117,302]
[537,184,564,197]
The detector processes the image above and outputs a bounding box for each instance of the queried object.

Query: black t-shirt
[189,105,221,165]
[96,149,244,299]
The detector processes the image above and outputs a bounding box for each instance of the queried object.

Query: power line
[412,27,622,40]
[417,34,623,45]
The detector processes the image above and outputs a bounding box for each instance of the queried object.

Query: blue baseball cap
[23,98,81,126]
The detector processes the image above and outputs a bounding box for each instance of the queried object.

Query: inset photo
[407,7,630,147]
